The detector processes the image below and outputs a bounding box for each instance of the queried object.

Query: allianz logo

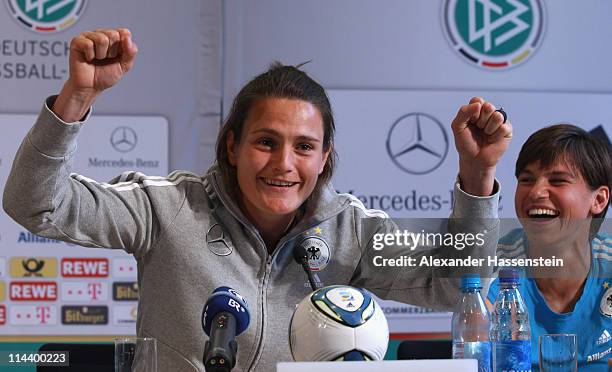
[18,232,61,244]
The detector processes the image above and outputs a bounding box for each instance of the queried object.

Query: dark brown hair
[215,62,337,202]
[516,124,611,234]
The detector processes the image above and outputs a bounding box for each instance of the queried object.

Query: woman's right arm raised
[2,28,162,257]
[53,28,138,122]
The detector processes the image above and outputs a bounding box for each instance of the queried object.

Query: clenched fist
[451,97,513,196]
[52,28,138,122]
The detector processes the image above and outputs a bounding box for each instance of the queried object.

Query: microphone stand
[298,256,318,291]
[203,312,238,372]
[294,246,320,292]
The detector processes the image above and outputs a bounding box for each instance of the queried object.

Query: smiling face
[227,97,330,227]
[515,157,609,245]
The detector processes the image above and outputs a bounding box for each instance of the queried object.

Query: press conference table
[277,359,477,371]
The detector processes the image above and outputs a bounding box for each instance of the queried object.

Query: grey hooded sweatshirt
[3,97,500,371]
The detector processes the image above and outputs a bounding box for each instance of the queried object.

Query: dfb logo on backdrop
[6,0,87,33]
[110,126,138,153]
[443,0,545,69]
[386,113,449,175]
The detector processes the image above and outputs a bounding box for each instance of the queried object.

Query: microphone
[293,245,320,291]
[202,287,250,372]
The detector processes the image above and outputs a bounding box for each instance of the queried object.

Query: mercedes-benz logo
[206,223,233,256]
[386,113,449,175]
[110,126,138,153]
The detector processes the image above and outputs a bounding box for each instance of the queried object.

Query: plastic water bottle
[490,268,532,372]
[452,274,491,372]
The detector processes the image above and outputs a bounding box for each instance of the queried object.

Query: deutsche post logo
[6,0,87,33]
[443,0,545,69]
[10,257,57,278]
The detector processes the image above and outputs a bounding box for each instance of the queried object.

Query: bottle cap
[499,268,519,284]
[460,274,482,289]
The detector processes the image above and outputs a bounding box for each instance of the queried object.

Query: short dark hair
[516,124,611,234]
[215,62,337,202]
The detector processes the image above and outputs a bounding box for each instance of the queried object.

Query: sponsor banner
[0,113,167,335]
[113,304,138,326]
[112,257,137,278]
[10,281,57,301]
[377,298,452,333]
[61,306,108,325]
[61,258,109,278]
[17,231,62,244]
[10,305,57,325]
[329,90,612,219]
[10,257,57,278]
[112,282,138,301]
[61,282,108,302]
[0,115,168,181]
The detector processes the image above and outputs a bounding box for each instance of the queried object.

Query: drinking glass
[114,337,157,372]
[539,334,577,372]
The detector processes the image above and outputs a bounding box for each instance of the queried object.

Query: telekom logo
[88,283,103,300]
[36,306,52,324]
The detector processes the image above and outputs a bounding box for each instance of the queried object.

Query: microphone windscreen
[202,287,250,336]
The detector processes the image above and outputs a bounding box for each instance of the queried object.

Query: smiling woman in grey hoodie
[3,28,512,371]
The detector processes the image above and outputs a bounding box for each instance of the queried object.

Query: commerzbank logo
[6,0,87,33]
[443,0,545,69]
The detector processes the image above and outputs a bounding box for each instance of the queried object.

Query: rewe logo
[6,0,87,33]
[10,281,57,301]
[443,0,545,69]
[61,258,109,278]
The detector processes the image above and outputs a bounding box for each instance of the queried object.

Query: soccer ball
[289,285,389,361]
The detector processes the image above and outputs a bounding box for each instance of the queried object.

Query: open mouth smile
[527,208,560,219]
[260,177,299,188]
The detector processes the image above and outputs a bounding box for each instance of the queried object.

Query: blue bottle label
[464,341,491,372]
[494,340,531,372]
